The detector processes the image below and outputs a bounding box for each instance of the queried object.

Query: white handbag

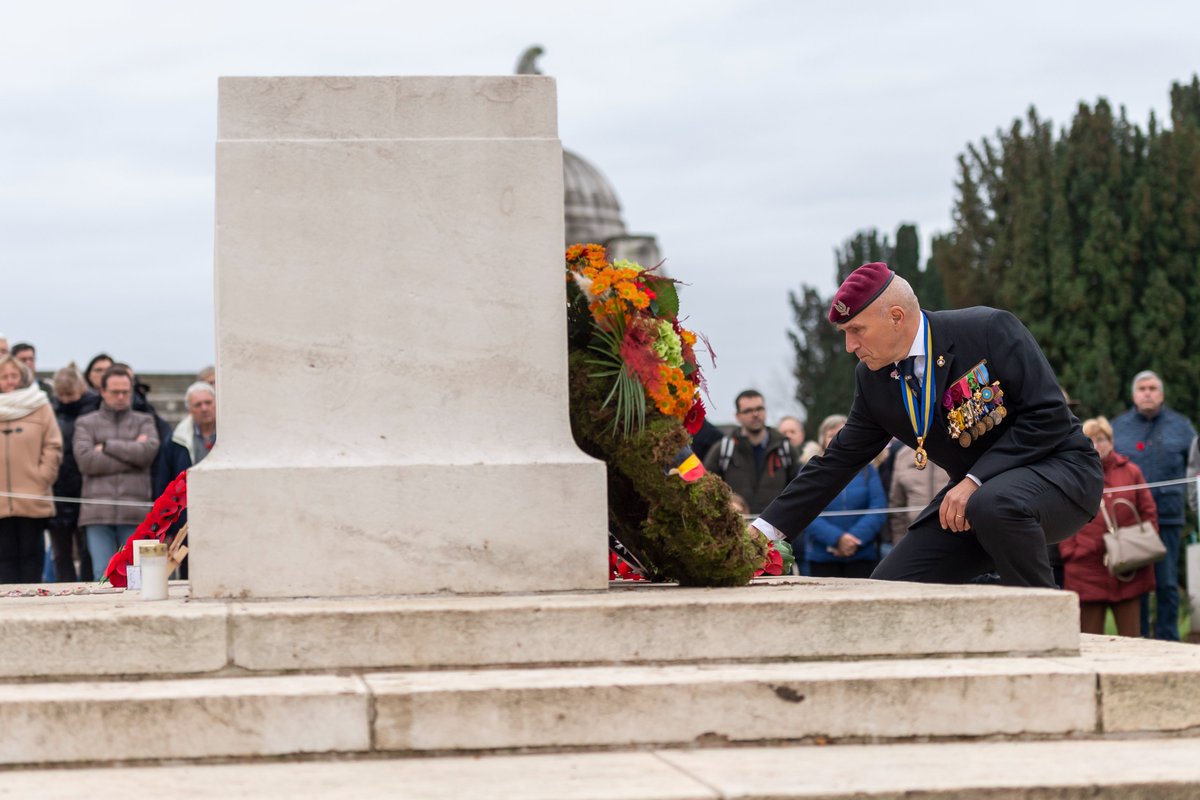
[1099,497,1166,579]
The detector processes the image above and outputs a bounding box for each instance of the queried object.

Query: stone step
[1,636,1195,767]
[0,579,1078,680]
[5,737,1200,798]
[0,674,370,766]
[367,635,1200,752]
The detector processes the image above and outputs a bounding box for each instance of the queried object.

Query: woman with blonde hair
[1059,416,1156,636]
[0,355,63,583]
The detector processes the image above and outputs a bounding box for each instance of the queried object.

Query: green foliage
[568,353,766,586]
[789,285,855,441]
[645,275,680,319]
[586,316,646,436]
[934,74,1200,421]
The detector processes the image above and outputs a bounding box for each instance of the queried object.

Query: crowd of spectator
[0,336,214,584]
[3,331,1196,642]
[701,370,1198,641]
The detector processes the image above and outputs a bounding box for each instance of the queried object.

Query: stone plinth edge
[218,76,558,140]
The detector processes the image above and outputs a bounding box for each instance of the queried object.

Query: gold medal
[914,445,928,470]
[974,421,987,437]
[959,431,973,448]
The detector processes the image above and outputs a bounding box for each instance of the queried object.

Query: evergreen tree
[928,75,1200,420]
[788,286,855,441]
[791,225,942,439]
[789,74,1200,432]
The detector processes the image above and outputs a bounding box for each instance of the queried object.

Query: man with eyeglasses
[74,365,160,580]
[703,389,798,514]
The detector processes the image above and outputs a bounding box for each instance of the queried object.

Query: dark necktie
[900,356,921,393]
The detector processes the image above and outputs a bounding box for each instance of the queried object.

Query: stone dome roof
[563,148,626,246]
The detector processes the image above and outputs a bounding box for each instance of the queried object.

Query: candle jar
[139,543,170,601]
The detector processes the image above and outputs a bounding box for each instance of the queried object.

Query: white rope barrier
[0,491,152,509]
[0,476,1193,519]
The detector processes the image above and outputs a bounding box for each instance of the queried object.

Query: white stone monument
[188,76,608,599]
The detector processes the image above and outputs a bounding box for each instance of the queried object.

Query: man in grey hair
[154,381,215,579]
[1112,370,1197,641]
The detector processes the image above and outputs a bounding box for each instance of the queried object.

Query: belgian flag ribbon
[665,445,706,482]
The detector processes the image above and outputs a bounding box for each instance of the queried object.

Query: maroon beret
[828,262,896,323]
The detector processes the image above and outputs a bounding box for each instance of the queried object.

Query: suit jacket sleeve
[967,310,1077,483]
[759,367,892,542]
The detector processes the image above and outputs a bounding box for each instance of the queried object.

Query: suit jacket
[761,307,1102,541]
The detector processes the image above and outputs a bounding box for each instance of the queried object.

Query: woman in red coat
[1059,416,1156,637]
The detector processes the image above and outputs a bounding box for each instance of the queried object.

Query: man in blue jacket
[1112,371,1197,641]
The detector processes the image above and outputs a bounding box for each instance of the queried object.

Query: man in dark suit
[752,262,1103,587]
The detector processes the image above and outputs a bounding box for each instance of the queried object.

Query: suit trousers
[871,465,1096,588]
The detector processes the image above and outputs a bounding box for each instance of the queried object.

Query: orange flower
[645,363,698,419]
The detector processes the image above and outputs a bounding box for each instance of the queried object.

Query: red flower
[619,319,666,394]
[683,396,707,435]
[104,471,189,587]
[608,551,645,581]
[754,541,784,577]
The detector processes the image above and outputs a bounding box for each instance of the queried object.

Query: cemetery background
[4,3,1200,795]
[5,1,1200,421]
[0,75,1199,798]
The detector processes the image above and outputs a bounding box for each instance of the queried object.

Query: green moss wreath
[565,244,765,586]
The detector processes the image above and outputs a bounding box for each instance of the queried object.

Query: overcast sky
[2,1,1198,424]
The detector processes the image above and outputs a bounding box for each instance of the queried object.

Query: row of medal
[943,361,1007,448]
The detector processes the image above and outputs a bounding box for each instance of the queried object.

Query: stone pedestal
[188,76,607,598]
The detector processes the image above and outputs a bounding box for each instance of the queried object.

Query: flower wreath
[566,244,766,586]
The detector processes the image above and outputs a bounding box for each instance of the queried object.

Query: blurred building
[519,46,662,267]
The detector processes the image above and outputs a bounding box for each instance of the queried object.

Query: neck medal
[900,314,936,470]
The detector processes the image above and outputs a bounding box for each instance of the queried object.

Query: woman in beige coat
[0,356,63,583]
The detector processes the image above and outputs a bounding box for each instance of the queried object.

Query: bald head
[875,275,919,319]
